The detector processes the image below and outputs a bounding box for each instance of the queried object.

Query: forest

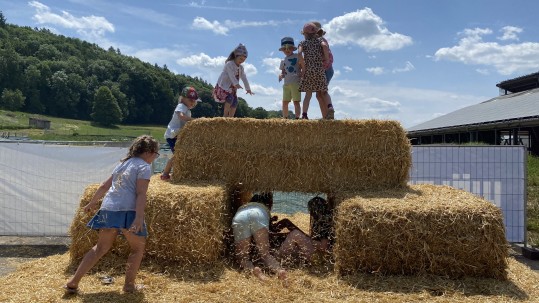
[0,11,279,126]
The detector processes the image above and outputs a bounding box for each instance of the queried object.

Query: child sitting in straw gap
[161,86,201,181]
[213,43,254,117]
[278,37,302,119]
[64,135,160,294]
[232,192,288,284]
[276,196,334,264]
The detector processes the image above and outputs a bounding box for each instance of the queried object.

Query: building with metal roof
[407,73,539,156]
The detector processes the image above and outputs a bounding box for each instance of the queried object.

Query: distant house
[407,72,539,156]
[29,117,51,130]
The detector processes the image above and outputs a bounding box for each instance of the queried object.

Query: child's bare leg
[293,101,301,119]
[122,229,146,292]
[161,156,173,178]
[223,102,231,117]
[276,229,316,261]
[316,91,328,119]
[229,105,237,118]
[302,92,312,119]
[253,228,286,277]
[66,229,118,289]
[282,101,290,118]
[235,237,268,281]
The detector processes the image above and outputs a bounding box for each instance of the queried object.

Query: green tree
[0,11,6,27]
[0,88,25,110]
[251,107,269,119]
[91,86,122,126]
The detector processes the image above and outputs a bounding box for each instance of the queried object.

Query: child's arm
[84,176,113,212]
[297,45,305,78]
[239,65,254,95]
[321,40,330,68]
[176,111,193,122]
[278,60,285,82]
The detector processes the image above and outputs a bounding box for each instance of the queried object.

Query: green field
[527,155,539,246]
[0,110,166,142]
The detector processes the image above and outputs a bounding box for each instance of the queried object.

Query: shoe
[301,113,309,120]
[160,174,171,181]
[123,284,146,293]
[63,285,78,295]
[326,107,335,120]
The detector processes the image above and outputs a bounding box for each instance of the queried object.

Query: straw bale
[69,176,229,265]
[171,118,411,193]
[334,184,508,279]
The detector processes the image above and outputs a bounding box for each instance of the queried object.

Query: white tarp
[0,142,127,236]
[409,145,526,243]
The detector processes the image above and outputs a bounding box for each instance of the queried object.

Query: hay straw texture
[334,184,508,279]
[69,175,228,265]
[1,252,538,302]
[171,118,411,193]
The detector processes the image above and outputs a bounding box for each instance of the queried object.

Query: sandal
[123,284,145,293]
[160,174,171,181]
[63,285,78,295]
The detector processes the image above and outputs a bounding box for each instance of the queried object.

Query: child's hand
[234,84,243,90]
[278,74,284,82]
[246,90,254,95]
[83,201,98,213]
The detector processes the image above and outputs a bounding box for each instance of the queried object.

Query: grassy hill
[0,110,165,142]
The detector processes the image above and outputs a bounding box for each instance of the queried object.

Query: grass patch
[527,155,539,247]
[0,110,166,142]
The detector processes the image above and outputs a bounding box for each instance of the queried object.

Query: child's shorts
[87,209,148,237]
[166,137,177,152]
[325,66,334,85]
[282,83,301,102]
[213,85,239,108]
[232,204,270,243]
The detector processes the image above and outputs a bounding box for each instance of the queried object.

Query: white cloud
[176,53,258,77]
[28,0,114,40]
[261,57,283,76]
[366,67,384,75]
[392,61,415,73]
[343,66,353,72]
[497,26,523,41]
[249,83,280,96]
[191,16,286,35]
[475,68,490,75]
[323,8,413,51]
[132,48,185,67]
[434,27,539,75]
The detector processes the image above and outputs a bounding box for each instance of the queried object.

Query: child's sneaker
[301,113,309,120]
[160,174,171,181]
[326,107,335,120]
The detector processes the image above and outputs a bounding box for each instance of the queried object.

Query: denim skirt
[87,209,148,237]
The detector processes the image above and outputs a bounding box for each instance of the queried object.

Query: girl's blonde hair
[122,135,159,162]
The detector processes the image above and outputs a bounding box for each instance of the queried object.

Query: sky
[2,0,539,128]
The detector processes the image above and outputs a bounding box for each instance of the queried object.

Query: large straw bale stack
[69,176,229,265]
[334,184,508,279]
[171,118,411,193]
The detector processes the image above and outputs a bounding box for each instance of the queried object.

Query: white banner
[0,142,127,236]
[409,146,526,243]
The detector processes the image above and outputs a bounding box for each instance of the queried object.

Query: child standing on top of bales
[298,22,333,120]
[64,135,160,294]
[278,37,301,119]
[160,86,201,181]
[213,43,254,117]
[276,196,334,264]
[232,192,288,284]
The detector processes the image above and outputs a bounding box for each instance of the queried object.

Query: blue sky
[2,0,539,127]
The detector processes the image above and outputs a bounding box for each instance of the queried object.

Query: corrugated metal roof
[407,88,539,133]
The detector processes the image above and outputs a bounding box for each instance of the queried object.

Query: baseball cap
[181,86,202,102]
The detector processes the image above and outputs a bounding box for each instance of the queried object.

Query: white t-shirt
[216,60,251,93]
[279,53,300,85]
[164,102,191,139]
[100,157,152,211]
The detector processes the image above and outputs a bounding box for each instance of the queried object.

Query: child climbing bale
[69,176,229,266]
[171,118,411,193]
[333,184,508,279]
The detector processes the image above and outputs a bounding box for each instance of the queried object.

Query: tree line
[0,11,281,126]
